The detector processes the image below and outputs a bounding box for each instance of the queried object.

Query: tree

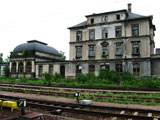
[59,51,66,61]
[4,56,10,63]
[44,72,52,86]
[0,53,3,63]
[3,66,9,77]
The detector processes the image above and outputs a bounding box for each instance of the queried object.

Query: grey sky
[0,0,159,60]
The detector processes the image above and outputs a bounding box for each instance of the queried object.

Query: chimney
[128,3,132,13]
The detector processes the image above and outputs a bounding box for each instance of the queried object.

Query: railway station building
[7,4,160,79]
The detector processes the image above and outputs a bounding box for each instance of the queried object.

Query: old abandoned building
[1,4,159,78]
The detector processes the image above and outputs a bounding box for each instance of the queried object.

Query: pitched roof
[68,21,87,29]
[68,9,153,29]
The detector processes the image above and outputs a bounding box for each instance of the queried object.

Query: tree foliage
[0,53,3,63]
[59,51,66,61]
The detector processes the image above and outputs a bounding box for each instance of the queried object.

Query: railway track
[0,94,160,120]
[1,84,160,103]
[1,82,160,95]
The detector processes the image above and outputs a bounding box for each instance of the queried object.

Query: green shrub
[98,70,121,83]
[3,66,9,77]
[44,72,52,86]
[53,72,61,81]
[19,77,27,83]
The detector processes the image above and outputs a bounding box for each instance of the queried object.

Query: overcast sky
[0,0,159,60]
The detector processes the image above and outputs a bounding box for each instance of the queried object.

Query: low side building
[9,40,60,78]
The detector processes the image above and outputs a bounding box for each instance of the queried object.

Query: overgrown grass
[1,70,160,89]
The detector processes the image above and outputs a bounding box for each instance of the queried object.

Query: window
[76,47,82,58]
[116,43,122,55]
[102,16,108,23]
[115,64,122,74]
[116,14,120,20]
[132,24,139,36]
[132,42,140,55]
[102,46,108,56]
[38,65,43,77]
[18,62,23,73]
[89,29,95,40]
[133,63,140,76]
[12,62,16,73]
[102,28,108,39]
[26,62,32,73]
[89,65,95,74]
[89,45,95,57]
[49,65,53,75]
[115,26,122,37]
[100,64,110,71]
[76,31,82,41]
[91,18,94,24]
[76,65,82,75]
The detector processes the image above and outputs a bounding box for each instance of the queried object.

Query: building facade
[6,4,160,79]
[68,4,157,77]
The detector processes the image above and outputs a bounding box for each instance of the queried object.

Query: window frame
[88,45,95,57]
[18,62,23,73]
[89,29,95,40]
[116,14,120,20]
[132,24,139,36]
[132,42,140,55]
[38,65,43,77]
[89,65,95,74]
[76,31,82,41]
[115,64,122,74]
[76,65,82,75]
[76,46,82,58]
[49,65,53,76]
[115,26,122,38]
[26,61,32,73]
[133,63,140,76]
[90,18,94,24]
[115,43,122,56]
[102,28,108,39]
[12,62,16,73]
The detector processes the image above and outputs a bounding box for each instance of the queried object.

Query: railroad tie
[148,113,152,117]
[112,117,117,120]
[120,111,125,114]
[133,112,138,116]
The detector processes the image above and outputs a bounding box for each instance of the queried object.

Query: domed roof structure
[13,40,60,56]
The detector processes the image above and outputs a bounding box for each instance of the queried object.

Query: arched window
[12,62,16,73]
[18,62,23,73]
[26,62,32,73]
[133,63,140,76]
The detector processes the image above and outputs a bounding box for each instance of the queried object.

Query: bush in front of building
[98,70,121,83]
